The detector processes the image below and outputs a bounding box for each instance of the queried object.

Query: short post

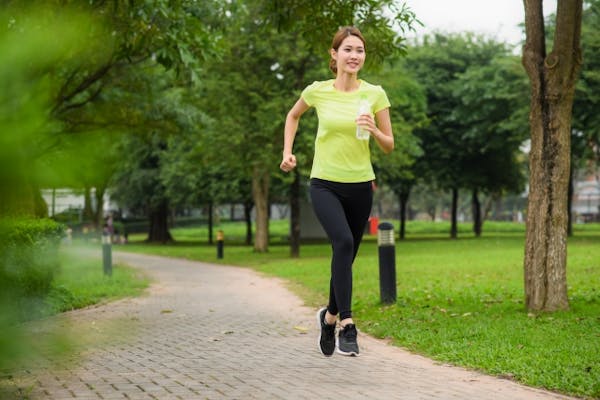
[377,222,396,304]
[102,232,112,276]
[216,230,224,259]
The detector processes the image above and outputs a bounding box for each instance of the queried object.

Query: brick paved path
[6,252,578,400]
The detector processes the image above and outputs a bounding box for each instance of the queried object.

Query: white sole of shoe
[336,347,359,357]
[336,336,359,357]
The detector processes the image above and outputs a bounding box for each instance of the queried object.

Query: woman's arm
[373,108,394,154]
[280,98,310,172]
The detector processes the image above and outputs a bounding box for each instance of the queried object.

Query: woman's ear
[330,48,337,61]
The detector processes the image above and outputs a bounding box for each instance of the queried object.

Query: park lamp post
[102,231,112,276]
[377,222,396,304]
[216,230,224,259]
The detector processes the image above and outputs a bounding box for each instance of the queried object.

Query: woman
[280,26,393,357]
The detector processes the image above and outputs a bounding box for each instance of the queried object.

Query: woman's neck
[333,74,360,92]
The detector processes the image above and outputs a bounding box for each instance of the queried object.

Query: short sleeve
[300,81,319,107]
[373,86,391,113]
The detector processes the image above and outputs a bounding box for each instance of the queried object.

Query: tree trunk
[244,201,253,246]
[289,170,301,257]
[398,189,410,240]
[32,185,48,218]
[93,185,106,228]
[83,186,94,222]
[147,200,173,243]
[522,0,582,311]
[51,188,56,217]
[0,182,42,217]
[252,165,270,252]
[472,188,482,237]
[427,206,436,221]
[450,187,458,239]
[482,194,495,222]
[169,208,175,229]
[494,196,504,220]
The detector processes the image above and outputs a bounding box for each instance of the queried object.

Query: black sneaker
[337,323,359,356]
[316,307,336,356]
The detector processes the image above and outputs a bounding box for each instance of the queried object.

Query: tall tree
[452,55,530,236]
[367,62,427,239]
[522,0,583,311]
[407,33,509,238]
[111,132,174,243]
[109,65,201,243]
[199,4,299,252]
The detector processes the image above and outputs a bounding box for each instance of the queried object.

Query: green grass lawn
[44,247,150,315]
[122,220,600,399]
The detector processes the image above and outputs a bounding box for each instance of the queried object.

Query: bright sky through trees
[405,0,558,47]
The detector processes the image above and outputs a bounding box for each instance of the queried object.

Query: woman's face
[331,35,365,75]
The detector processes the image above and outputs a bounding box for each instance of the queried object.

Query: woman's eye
[340,47,364,54]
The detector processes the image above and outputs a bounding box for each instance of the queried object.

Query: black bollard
[216,230,224,259]
[377,222,396,304]
[102,232,112,276]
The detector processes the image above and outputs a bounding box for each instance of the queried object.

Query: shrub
[0,217,64,321]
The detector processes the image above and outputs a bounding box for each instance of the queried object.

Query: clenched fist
[280,153,297,172]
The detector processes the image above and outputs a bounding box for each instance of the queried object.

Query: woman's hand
[280,153,297,172]
[356,109,394,154]
[356,113,377,135]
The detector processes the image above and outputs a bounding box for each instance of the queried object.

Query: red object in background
[369,217,379,235]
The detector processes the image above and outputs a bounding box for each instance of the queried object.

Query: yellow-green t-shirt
[301,79,391,183]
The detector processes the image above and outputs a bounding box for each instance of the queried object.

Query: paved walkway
[6,252,578,400]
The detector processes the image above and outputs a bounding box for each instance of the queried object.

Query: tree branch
[522,0,546,79]
[52,62,113,116]
[55,83,105,115]
[553,0,583,77]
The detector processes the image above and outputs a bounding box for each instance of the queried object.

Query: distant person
[105,214,115,241]
[106,214,114,234]
[65,226,73,245]
[280,26,394,356]
[102,223,110,237]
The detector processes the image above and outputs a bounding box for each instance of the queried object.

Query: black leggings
[309,178,373,320]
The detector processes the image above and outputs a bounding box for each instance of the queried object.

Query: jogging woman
[280,26,393,356]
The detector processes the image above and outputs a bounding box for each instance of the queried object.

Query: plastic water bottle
[356,94,370,140]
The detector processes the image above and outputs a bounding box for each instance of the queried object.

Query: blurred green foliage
[0,218,64,319]
[0,6,106,216]
[0,218,63,371]
[0,5,94,375]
